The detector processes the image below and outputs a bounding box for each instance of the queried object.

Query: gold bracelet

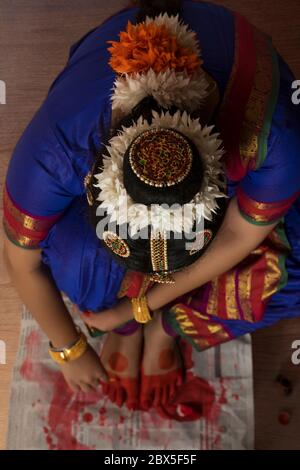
[48,326,88,365]
[131,296,152,324]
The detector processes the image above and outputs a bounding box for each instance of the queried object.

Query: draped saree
[3,1,300,350]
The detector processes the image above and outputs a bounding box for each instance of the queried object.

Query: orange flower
[108,21,202,75]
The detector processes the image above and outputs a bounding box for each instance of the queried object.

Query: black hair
[135,0,183,23]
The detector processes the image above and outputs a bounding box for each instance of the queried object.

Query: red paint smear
[83,412,93,424]
[20,334,229,450]
[20,359,56,383]
[278,411,291,426]
[98,406,107,426]
[219,378,228,405]
[140,426,150,440]
[206,378,229,425]
[214,434,221,447]
[26,331,41,347]
[232,394,239,401]
[20,358,97,449]
[47,375,96,450]
[46,434,56,450]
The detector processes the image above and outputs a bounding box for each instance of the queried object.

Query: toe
[124,380,139,410]
[127,397,138,411]
[116,385,126,407]
[140,387,153,410]
[153,386,162,407]
[140,374,154,410]
[162,384,169,405]
[176,370,183,387]
[169,381,176,401]
[108,385,117,403]
[100,381,109,394]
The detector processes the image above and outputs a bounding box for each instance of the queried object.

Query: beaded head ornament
[129,128,193,188]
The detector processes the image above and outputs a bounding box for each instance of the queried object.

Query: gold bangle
[48,326,88,364]
[131,296,152,324]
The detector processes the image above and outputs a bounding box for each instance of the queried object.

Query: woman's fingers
[70,376,104,393]
[91,377,101,389]
[80,300,134,332]
[68,381,80,393]
[79,382,96,393]
[81,311,109,330]
[95,364,109,383]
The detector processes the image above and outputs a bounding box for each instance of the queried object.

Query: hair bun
[136,0,183,22]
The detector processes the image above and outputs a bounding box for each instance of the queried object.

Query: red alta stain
[202,378,229,427]
[156,341,216,422]
[20,358,100,450]
[99,406,107,426]
[47,374,98,450]
[157,376,216,422]
[25,330,42,348]
[83,412,93,423]
[119,415,125,425]
[219,378,228,404]
[20,334,228,449]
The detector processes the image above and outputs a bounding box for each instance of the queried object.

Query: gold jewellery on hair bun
[102,231,131,258]
[150,230,175,284]
[129,128,193,187]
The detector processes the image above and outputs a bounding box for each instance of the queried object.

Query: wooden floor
[1,0,300,450]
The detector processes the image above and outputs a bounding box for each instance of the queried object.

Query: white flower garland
[111,68,209,119]
[94,110,227,235]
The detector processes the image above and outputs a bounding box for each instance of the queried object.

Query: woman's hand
[80,297,134,332]
[60,344,108,393]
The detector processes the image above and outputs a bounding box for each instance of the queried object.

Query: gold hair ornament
[102,231,131,258]
[149,230,175,284]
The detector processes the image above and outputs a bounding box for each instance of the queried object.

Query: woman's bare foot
[141,311,183,410]
[100,327,143,410]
